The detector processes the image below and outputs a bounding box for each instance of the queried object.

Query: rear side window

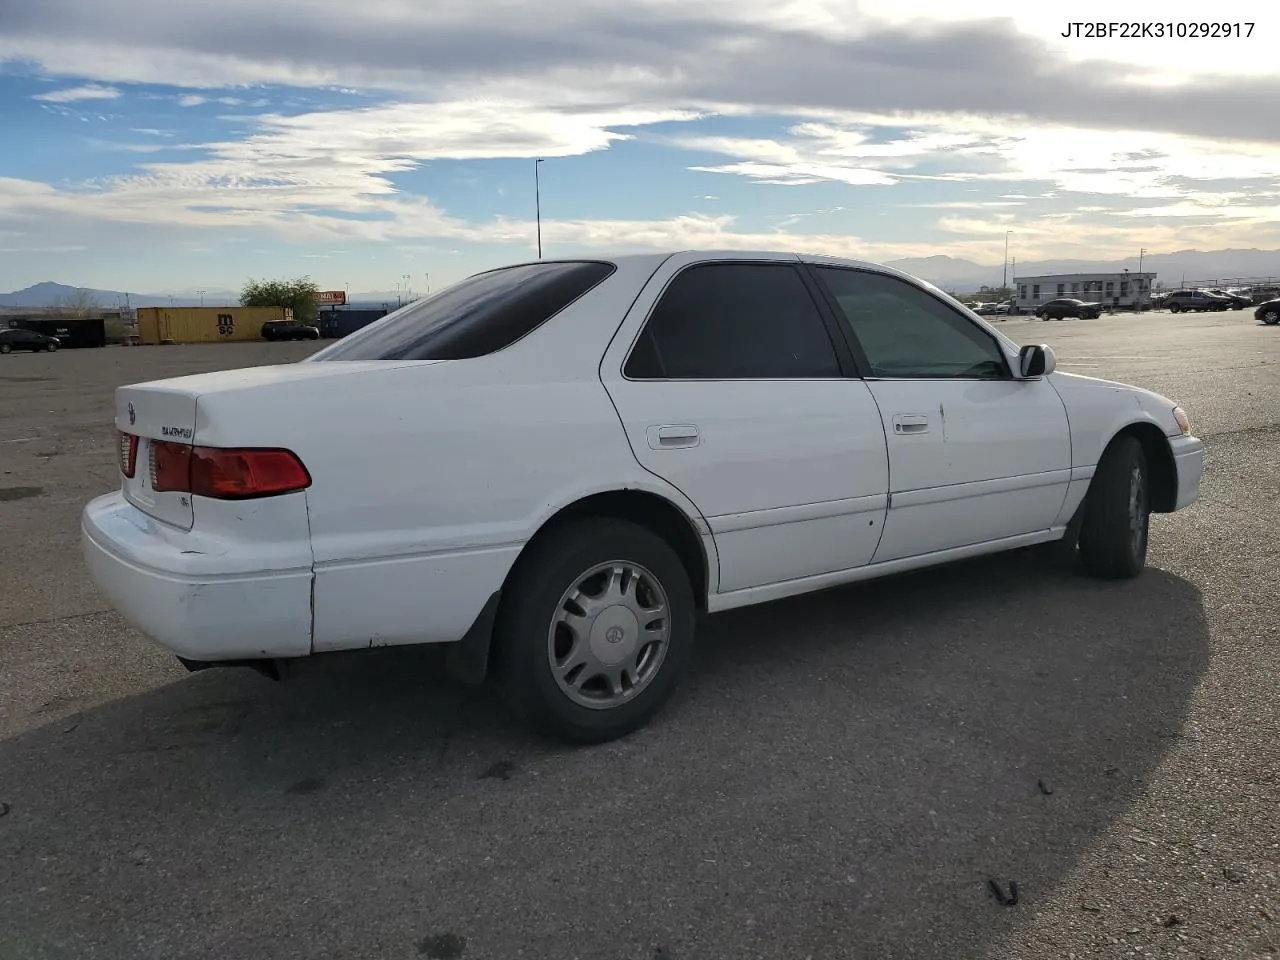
[624,262,841,379]
[311,261,615,361]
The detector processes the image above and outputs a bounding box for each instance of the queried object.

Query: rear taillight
[148,442,310,500]
[118,432,138,478]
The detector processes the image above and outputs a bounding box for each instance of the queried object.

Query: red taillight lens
[149,440,192,492]
[146,442,310,500]
[190,447,311,499]
[118,432,139,478]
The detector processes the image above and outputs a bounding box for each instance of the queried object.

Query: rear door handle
[892,414,930,435]
[647,424,700,449]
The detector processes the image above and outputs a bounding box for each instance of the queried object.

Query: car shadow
[0,548,1208,960]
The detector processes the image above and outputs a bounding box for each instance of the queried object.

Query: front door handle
[892,414,930,435]
[647,424,700,449]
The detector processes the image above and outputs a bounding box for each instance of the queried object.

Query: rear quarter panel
[193,257,712,652]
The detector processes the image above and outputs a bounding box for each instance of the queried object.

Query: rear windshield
[309,260,615,361]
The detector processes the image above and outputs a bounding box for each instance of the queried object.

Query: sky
[0,0,1277,295]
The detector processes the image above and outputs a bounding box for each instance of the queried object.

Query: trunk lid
[115,382,199,530]
[113,361,429,529]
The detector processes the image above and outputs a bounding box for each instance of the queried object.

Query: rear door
[599,254,889,596]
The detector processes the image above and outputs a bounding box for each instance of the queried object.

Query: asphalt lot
[1,311,1278,960]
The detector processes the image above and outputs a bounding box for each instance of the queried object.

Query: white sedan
[82,251,1204,742]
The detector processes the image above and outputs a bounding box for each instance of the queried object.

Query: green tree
[240,276,320,324]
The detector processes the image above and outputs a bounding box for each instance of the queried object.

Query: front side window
[311,261,614,361]
[624,262,841,379]
[812,268,1010,380]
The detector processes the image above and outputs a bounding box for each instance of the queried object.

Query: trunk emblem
[127,402,136,425]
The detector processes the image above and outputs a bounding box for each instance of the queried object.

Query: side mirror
[1018,344,1056,378]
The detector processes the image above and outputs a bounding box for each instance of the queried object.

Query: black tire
[1261,310,1280,326]
[495,518,696,743]
[0,343,10,355]
[46,341,58,352]
[1078,435,1150,580]
[1169,303,1181,313]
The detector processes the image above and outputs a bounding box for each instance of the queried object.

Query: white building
[1014,272,1157,311]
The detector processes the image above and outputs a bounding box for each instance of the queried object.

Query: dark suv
[0,328,60,354]
[1164,291,1231,313]
[261,320,320,341]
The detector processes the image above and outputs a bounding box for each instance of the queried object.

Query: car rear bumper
[1169,435,1204,511]
[81,492,313,660]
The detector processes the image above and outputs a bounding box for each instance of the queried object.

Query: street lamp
[402,273,411,302]
[1137,248,1147,308]
[196,288,206,307]
[535,158,545,259]
[1002,231,1013,293]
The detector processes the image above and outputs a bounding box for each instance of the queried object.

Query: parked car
[992,301,1014,315]
[261,319,320,341]
[1164,291,1231,313]
[0,328,60,354]
[1255,298,1280,325]
[1205,289,1252,309]
[1034,298,1103,320]
[82,252,1204,743]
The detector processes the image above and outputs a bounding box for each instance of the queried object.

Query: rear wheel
[1078,436,1150,580]
[495,518,696,743]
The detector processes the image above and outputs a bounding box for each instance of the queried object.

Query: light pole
[402,273,411,302]
[1137,248,1147,308]
[535,158,544,259]
[196,288,206,307]
[424,273,430,295]
[1002,230,1012,293]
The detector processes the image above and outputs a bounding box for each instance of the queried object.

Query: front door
[600,255,890,596]
[807,265,1072,563]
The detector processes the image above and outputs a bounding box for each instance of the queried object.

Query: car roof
[524,249,941,287]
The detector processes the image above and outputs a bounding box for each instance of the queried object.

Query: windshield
[309,260,615,361]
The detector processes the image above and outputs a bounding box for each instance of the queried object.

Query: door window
[624,262,841,379]
[813,268,1011,380]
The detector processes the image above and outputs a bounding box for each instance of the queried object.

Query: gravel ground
[1,312,1277,960]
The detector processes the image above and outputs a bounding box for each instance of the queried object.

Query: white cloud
[680,112,1280,218]
[32,83,120,103]
[3,2,1279,276]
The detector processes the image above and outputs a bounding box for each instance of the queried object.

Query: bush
[240,277,321,324]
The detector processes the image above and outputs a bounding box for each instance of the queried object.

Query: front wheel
[1261,309,1280,325]
[46,341,58,352]
[495,518,696,743]
[0,343,10,355]
[1078,436,1150,579]
[1169,303,1181,313]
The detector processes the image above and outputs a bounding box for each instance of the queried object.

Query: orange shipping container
[135,306,292,344]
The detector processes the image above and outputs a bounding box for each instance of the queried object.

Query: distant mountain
[0,281,240,309]
[882,255,991,286]
[6,248,1280,308]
